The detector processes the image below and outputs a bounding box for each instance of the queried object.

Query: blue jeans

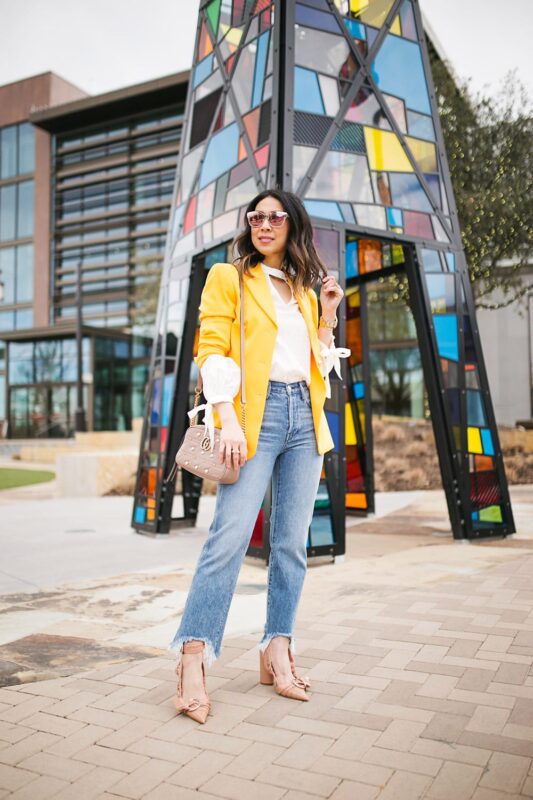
[168,379,324,666]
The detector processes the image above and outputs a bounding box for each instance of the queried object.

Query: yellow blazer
[195,261,335,459]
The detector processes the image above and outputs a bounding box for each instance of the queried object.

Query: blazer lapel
[244,264,277,328]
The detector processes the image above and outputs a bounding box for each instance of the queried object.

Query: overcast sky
[0,0,531,103]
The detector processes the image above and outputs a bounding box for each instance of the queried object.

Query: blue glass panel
[150,378,161,424]
[199,123,239,188]
[445,252,456,272]
[325,410,339,451]
[433,314,458,361]
[467,390,486,427]
[426,274,455,313]
[421,248,442,271]
[294,66,325,114]
[346,239,358,278]
[481,428,494,456]
[134,506,147,524]
[388,172,432,213]
[304,199,342,221]
[371,35,431,114]
[162,373,174,426]
[354,382,364,399]
[310,506,334,546]
[386,207,403,227]
[295,3,342,33]
[424,173,441,208]
[252,31,270,107]
[340,202,355,222]
[343,18,366,39]
[366,26,378,47]
[407,110,435,141]
[192,53,214,89]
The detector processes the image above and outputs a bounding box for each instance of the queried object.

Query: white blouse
[189,263,350,446]
[261,263,311,385]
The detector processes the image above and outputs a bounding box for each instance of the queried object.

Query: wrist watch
[319,315,338,329]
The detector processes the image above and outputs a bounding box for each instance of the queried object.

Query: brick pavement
[1,542,533,799]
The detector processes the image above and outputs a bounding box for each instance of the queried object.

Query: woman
[168,188,349,723]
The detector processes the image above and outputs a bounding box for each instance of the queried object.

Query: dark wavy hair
[231,189,327,294]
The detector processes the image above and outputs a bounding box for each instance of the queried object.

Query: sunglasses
[246,210,289,228]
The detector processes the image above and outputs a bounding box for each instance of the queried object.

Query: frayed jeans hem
[167,636,217,668]
[258,633,296,654]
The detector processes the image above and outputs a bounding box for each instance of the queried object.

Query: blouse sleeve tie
[187,354,241,451]
[318,337,351,399]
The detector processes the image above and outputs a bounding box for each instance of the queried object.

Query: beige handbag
[164,271,246,486]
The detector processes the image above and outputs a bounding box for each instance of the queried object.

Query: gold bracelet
[319,315,338,329]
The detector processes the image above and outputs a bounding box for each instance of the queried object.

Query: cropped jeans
[168,379,324,666]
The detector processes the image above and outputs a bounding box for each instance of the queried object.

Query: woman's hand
[319,274,344,320]
[214,402,247,469]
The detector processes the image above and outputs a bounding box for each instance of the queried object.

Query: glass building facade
[5,330,150,438]
[52,108,183,329]
[0,121,35,430]
[0,73,187,437]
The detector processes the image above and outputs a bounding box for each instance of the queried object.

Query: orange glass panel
[474,455,494,472]
[147,467,157,498]
[243,107,260,150]
[197,21,213,60]
[346,492,368,509]
[358,239,382,274]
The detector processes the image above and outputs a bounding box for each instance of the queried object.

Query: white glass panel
[293,145,317,189]
[213,209,238,239]
[225,176,257,211]
[197,182,216,225]
[311,151,373,203]
[180,146,203,199]
[353,204,387,230]
[318,74,340,117]
[294,25,349,77]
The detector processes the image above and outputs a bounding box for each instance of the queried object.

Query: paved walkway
[1,485,533,798]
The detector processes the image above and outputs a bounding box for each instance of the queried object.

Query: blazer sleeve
[195,262,239,370]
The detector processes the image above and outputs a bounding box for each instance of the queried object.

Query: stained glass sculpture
[132,0,515,550]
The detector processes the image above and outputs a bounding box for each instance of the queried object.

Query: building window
[0,185,16,241]
[0,180,34,241]
[0,123,35,178]
[16,180,34,238]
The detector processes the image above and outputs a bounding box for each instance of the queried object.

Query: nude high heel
[259,642,309,701]
[174,641,211,723]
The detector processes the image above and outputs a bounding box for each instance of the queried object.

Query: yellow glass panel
[467,427,482,454]
[479,505,503,523]
[345,402,357,445]
[452,425,461,449]
[405,136,437,172]
[346,285,361,307]
[364,128,413,173]
[346,492,368,509]
[147,508,155,521]
[390,14,401,36]
[350,0,369,13]
[220,25,243,49]
[350,0,396,27]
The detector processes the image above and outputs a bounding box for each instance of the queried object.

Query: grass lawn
[0,467,55,490]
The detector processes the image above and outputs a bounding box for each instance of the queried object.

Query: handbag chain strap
[191,269,246,433]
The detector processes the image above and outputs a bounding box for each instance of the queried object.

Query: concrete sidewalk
[0,486,533,798]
